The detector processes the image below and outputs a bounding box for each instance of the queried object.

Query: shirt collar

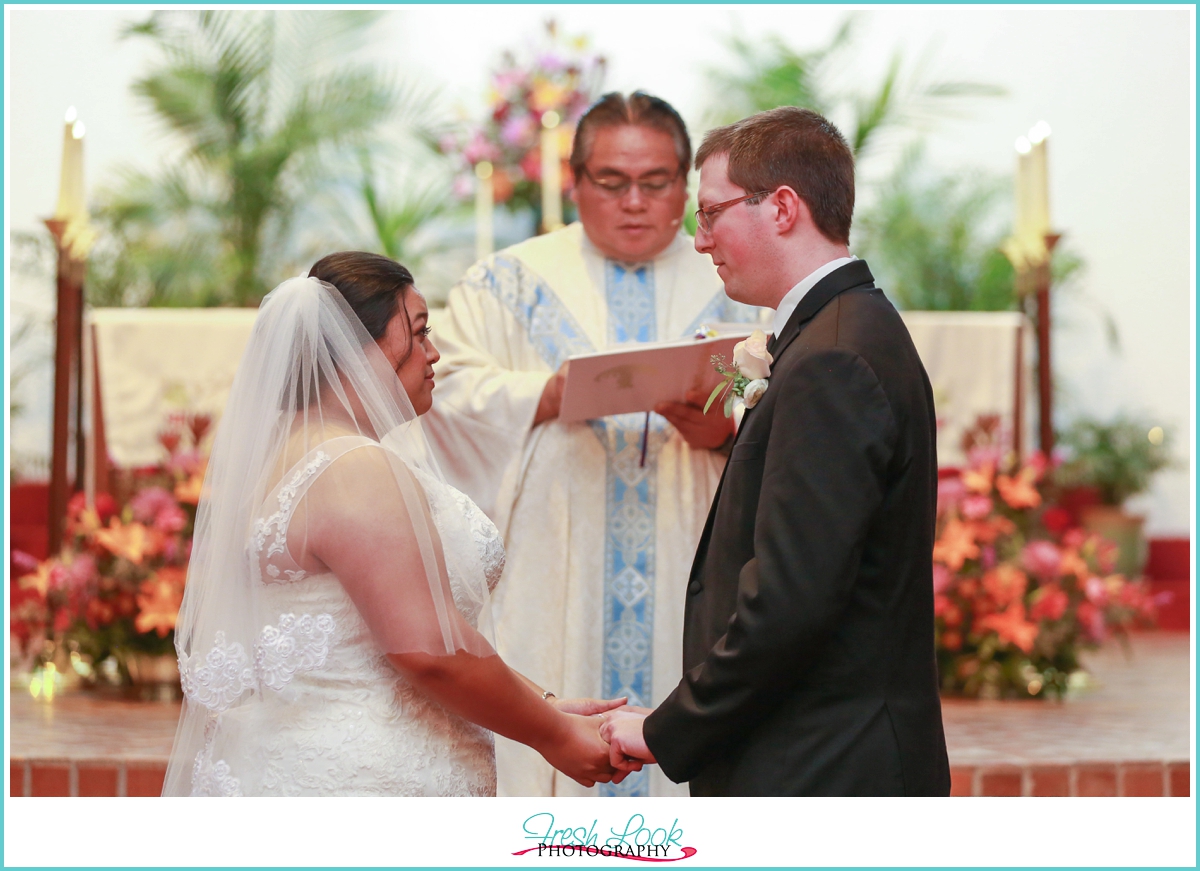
[770,256,858,338]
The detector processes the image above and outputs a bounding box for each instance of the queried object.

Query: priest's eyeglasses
[695,191,774,234]
[580,167,683,199]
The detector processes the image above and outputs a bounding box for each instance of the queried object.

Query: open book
[558,328,754,423]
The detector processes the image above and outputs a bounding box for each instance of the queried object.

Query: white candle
[474,160,494,260]
[54,107,86,223]
[1013,136,1031,243]
[1027,121,1052,239]
[540,110,563,232]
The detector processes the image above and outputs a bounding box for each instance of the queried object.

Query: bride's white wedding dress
[182,435,505,796]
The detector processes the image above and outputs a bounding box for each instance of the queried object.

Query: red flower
[158,428,182,455]
[1030,584,1069,622]
[188,413,213,446]
[1042,506,1074,536]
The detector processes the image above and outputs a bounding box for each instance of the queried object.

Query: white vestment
[424,222,760,797]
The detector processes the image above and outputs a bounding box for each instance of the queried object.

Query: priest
[424,91,761,797]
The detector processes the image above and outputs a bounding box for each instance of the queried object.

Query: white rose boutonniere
[704,329,774,417]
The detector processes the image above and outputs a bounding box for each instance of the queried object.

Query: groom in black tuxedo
[602,107,950,795]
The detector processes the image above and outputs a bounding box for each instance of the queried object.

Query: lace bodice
[181,438,504,796]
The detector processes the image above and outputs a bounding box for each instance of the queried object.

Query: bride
[163,252,627,796]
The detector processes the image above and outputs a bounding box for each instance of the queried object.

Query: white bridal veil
[163,276,495,796]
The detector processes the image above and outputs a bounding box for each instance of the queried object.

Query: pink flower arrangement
[439,20,606,217]
[10,411,210,683]
[933,416,1157,699]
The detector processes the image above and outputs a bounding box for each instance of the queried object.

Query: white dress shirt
[770,256,858,339]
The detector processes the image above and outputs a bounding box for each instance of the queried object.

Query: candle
[1013,135,1032,246]
[474,160,494,260]
[1027,121,1052,239]
[54,107,86,223]
[541,110,563,232]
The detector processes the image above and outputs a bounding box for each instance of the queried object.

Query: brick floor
[125,764,167,797]
[979,766,1023,796]
[1169,762,1191,797]
[1121,763,1166,797]
[76,764,120,797]
[1028,766,1071,796]
[8,633,1190,797]
[949,766,975,796]
[1076,764,1119,796]
[29,763,70,797]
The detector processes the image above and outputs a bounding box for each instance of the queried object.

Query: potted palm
[1054,416,1172,577]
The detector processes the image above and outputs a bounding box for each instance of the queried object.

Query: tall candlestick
[540,110,563,233]
[474,160,494,260]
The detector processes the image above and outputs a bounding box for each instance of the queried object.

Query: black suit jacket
[643,260,950,796]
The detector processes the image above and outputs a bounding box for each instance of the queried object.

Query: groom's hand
[655,390,735,451]
[600,710,656,771]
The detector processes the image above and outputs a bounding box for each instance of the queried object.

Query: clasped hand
[599,705,657,772]
[540,696,648,787]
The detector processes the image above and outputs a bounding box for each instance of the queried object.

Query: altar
[85,306,1035,474]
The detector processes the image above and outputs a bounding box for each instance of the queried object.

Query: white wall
[6,6,1193,534]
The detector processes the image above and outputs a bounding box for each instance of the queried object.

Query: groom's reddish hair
[696,107,855,245]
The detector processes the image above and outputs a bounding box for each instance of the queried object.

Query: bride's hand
[538,712,618,788]
[550,695,627,716]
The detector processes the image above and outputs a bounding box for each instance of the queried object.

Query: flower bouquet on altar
[933,416,1158,699]
[439,20,606,221]
[10,413,211,693]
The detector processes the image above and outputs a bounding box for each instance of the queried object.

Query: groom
[602,107,951,795]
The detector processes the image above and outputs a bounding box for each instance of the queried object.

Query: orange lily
[174,473,204,505]
[18,562,54,597]
[134,575,184,637]
[996,465,1042,509]
[962,462,995,495]
[93,519,157,565]
[933,519,979,571]
[983,565,1028,607]
[977,601,1039,653]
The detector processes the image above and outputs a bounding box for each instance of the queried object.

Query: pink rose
[1021,540,1062,581]
[130,486,176,525]
[1085,576,1109,605]
[960,494,993,520]
[732,330,773,381]
[154,503,188,535]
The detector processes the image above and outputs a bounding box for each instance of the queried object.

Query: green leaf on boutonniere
[704,374,733,414]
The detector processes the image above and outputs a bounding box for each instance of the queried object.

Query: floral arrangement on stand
[439,20,606,219]
[933,416,1158,699]
[11,413,211,693]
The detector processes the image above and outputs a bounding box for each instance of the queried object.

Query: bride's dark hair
[309,251,417,361]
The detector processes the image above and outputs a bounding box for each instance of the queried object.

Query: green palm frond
[94,10,406,306]
[705,15,1004,160]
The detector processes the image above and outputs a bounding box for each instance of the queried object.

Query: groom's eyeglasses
[695,190,774,234]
